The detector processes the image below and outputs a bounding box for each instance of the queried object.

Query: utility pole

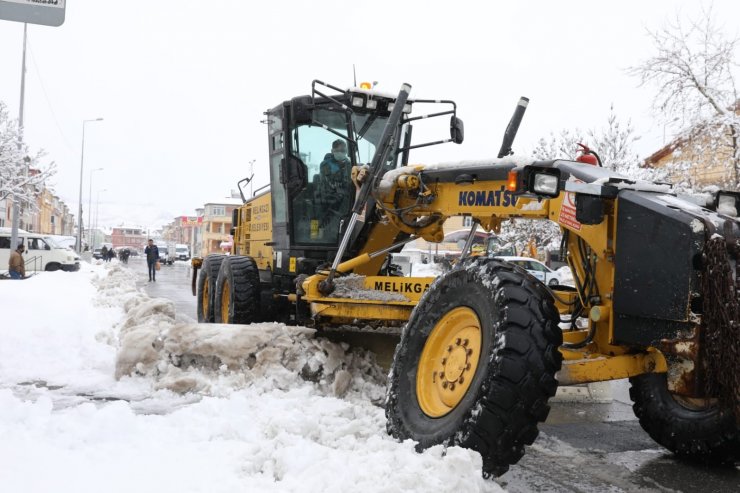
[10,23,28,252]
[76,118,103,252]
[87,167,103,248]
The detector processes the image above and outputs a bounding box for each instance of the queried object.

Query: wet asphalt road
[125,258,739,492]
[129,257,198,322]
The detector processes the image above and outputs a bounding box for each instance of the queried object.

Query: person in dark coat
[317,139,351,229]
[144,239,159,282]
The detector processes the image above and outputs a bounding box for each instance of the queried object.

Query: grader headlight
[533,173,559,196]
[522,167,562,198]
[716,192,739,217]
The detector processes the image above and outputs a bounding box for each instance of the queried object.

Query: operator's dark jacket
[144,245,159,264]
[318,153,350,210]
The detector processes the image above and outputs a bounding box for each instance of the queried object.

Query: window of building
[462,216,473,228]
[210,206,225,216]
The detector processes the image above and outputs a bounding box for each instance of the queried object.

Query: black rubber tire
[196,254,225,323]
[214,255,261,324]
[548,278,558,287]
[629,373,739,464]
[386,258,563,477]
[45,263,61,272]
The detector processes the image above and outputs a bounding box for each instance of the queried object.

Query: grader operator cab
[193,81,739,476]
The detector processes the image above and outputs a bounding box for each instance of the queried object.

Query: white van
[175,243,190,260]
[0,228,81,273]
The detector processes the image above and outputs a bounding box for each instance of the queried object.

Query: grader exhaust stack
[497,96,529,158]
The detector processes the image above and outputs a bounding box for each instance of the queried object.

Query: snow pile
[556,266,575,287]
[331,274,408,302]
[0,263,503,492]
[116,320,387,402]
[410,261,447,277]
[0,262,121,389]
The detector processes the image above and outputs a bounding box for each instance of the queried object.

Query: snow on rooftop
[0,227,30,234]
[203,197,244,206]
[0,263,502,493]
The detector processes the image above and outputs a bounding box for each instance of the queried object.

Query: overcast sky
[1,0,738,229]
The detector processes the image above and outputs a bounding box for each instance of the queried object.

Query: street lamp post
[93,188,107,251]
[76,118,103,253]
[87,167,103,247]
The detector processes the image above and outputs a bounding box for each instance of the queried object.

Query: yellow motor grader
[192,81,739,476]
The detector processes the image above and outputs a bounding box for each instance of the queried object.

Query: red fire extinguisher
[575,143,602,166]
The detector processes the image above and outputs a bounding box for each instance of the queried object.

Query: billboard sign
[180,216,203,227]
[0,0,66,27]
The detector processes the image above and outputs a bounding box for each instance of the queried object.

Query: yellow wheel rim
[220,280,230,323]
[202,278,210,320]
[416,306,482,418]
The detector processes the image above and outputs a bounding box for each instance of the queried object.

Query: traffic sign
[0,0,66,27]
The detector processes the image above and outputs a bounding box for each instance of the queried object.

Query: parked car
[0,228,80,272]
[493,255,562,286]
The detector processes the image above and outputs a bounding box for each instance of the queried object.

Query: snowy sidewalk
[0,263,502,493]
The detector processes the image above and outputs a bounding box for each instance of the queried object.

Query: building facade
[644,117,739,189]
[111,226,146,251]
[0,189,74,235]
[200,200,240,255]
[162,215,203,255]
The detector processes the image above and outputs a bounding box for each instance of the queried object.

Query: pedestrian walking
[101,245,108,262]
[8,243,26,280]
[107,248,115,262]
[144,239,159,282]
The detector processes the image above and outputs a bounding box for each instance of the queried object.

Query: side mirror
[291,96,314,126]
[450,116,464,144]
[280,154,308,196]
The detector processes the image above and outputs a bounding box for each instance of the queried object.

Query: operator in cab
[317,139,352,227]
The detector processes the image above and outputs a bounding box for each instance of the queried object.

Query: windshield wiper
[356,114,378,141]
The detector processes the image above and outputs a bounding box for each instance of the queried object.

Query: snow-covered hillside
[0,264,502,493]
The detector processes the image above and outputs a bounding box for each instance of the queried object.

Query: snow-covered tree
[532,105,663,181]
[0,101,55,209]
[531,128,586,162]
[629,5,740,190]
[501,106,662,256]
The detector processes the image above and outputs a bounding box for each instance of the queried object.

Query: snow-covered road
[0,263,502,493]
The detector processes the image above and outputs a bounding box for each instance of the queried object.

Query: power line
[26,40,76,156]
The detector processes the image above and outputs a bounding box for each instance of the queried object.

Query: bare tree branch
[0,100,57,207]
[628,4,740,189]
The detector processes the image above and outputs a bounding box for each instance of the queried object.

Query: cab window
[524,261,547,272]
[288,107,400,245]
[28,237,49,250]
[289,109,355,245]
